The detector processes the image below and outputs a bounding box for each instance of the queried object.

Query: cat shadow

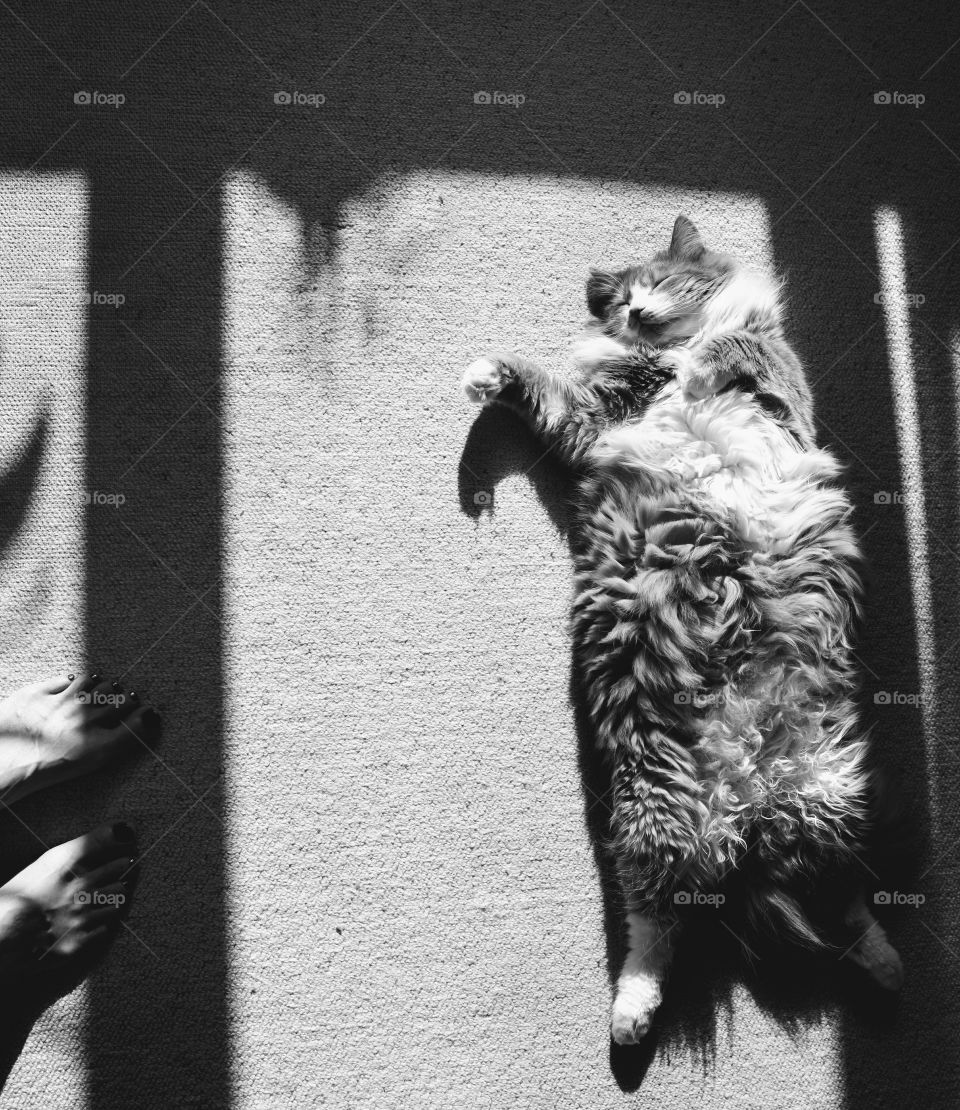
[457,405,573,532]
[458,404,908,1090]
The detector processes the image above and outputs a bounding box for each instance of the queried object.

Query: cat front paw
[660,347,733,400]
[659,347,708,398]
[462,356,511,404]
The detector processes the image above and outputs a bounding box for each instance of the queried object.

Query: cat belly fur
[574,385,869,900]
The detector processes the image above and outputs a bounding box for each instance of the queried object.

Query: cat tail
[742,882,829,951]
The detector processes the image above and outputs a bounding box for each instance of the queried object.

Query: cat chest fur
[590,383,845,553]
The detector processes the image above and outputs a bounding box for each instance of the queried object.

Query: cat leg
[842,891,904,991]
[605,737,701,1043]
[610,909,676,1044]
[662,330,815,442]
[462,352,594,463]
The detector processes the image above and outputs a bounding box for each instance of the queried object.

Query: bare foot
[0,673,161,805]
[0,823,136,978]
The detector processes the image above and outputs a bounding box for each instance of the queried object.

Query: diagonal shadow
[0,408,49,557]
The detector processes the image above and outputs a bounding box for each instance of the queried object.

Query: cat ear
[669,215,705,261]
[586,268,620,317]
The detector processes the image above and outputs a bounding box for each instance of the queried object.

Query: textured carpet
[0,3,958,1108]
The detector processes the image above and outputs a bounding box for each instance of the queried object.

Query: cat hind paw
[610,978,662,1044]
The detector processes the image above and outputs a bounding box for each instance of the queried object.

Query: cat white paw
[610,976,662,1044]
[462,357,508,404]
[660,347,711,399]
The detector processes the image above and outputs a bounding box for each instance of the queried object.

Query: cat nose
[628,307,651,327]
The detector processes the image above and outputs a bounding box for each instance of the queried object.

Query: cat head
[586,216,760,347]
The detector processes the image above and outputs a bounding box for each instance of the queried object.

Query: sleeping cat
[461,216,902,1044]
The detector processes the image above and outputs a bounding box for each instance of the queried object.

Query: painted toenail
[112,681,121,691]
[91,674,101,682]
[128,691,138,701]
[113,822,136,844]
[67,674,75,681]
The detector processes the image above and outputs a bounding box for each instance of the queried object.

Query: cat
[461,215,903,1044]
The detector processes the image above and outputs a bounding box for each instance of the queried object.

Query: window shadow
[0,1,956,1106]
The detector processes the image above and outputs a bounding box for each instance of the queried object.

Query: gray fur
[462,216,902,1037]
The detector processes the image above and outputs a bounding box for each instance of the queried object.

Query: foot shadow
[0,942,125,1094]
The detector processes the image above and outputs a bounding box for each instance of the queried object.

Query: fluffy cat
[461,216,902,1044]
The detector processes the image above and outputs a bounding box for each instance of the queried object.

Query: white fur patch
[571,331,630,370]
[628,284,673,320]
[592,387,839,551]
[701,267,781,336]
